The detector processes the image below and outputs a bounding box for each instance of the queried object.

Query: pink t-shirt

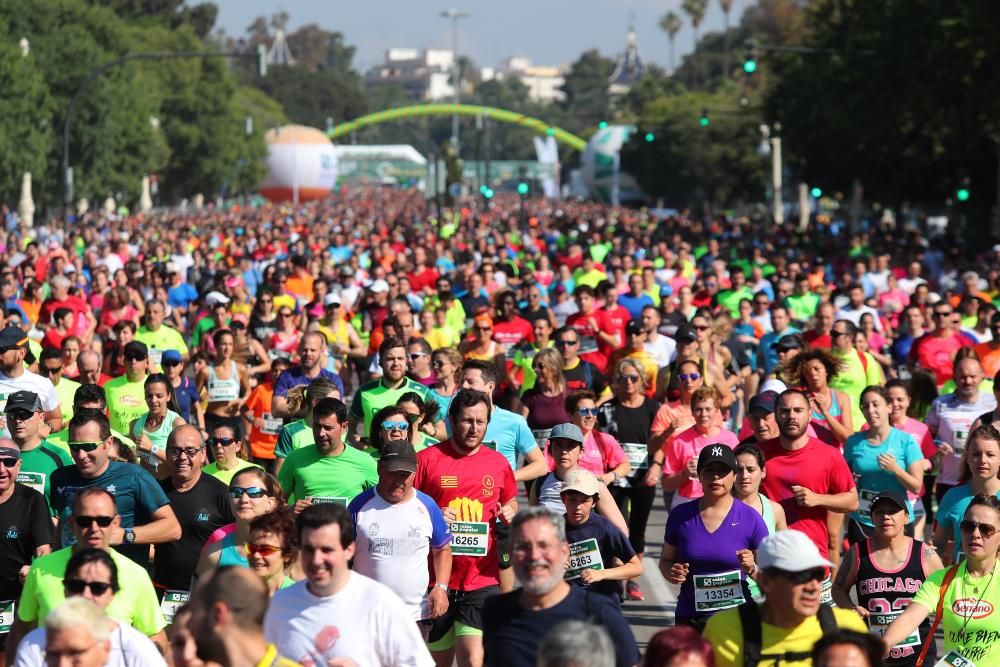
[663,427,740,498]
[545,431,629,477]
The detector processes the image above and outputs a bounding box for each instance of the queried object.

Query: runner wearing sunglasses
[246,507,299,597]
[704,530,866,666]
[11,547,165,667]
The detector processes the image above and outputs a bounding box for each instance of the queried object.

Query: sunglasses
[65,578,113,596]
[554,340,578,348]
[69,441,103,452]
[209,437,237,447]
[431,360,448,368]
[74,515,114,528]
[124,354,147,362]
[382,420,409,432]
[678,372,701,381]
[229,486,267,499]
[577,407,598,417]
[769,567,826,584]
[231,322,247,329]
[960,520,998,539]
[0,457,17,468]
[407,352,428,360]
[245,542,282,558]
[619,375,641,384]
[41,366,62,375]
[693,325,710,331]
[166,447,204,459]
[5,408,35,422]
[475,326,492,332]
[279,312,294,318]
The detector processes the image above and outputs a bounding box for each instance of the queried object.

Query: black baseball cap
[379,441,418,474]
[697,444,738,474]
[0,326,29,350]
[674,324,697,344]
[625,319,645,335]
[772,334,805,352]
[4,391,42,413]
[748,391,779,416]
[870,490,909,517]
[123,341,148,359]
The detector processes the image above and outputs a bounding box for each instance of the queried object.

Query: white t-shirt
[0,371,60,437]
[14,623,166,667]
[348,488,452,620]
[836,304,883,331]
[264,574,433,667]
[926,392,998,485]
[644,334,677,368]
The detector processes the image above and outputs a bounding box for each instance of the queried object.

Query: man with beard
[759,390,858,561]
[188,566,299,667]
[349,440,452,624]
[481,506,638,667]
[348,337,430,441]
[414,390,518,667]
[277,398,377,507]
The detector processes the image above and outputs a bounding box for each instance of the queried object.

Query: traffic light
[810,187,823,198]
[517,182,529,196]
[956,175,971,202]
[484,188,494,199]
[256,44,268,77]
[598,121,609,130]
[699,109,710,127]
[743,40,759,75]
[546,127,555,137]
[644,132,655,143]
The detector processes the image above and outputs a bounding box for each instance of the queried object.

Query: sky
[214,0,749,73]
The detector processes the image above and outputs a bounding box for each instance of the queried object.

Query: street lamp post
[759,123,783,224]
[440,9,469,150]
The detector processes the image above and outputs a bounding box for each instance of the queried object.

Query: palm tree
[658,11,683,73]
[682,0,708,86]
[720,0,733,76]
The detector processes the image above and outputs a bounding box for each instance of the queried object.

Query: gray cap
[549,423,584,444]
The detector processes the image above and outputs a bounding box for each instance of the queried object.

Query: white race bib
[15,471,44,496]
[306,496,347,507]
[821,574,834,606]
[450,521,489,557]
[565,538,605,580]
[0,600,13,634]
[870,611,920,649]
[621,442,648,470]
[935,651,976,667]
[159,590,189,626]
[858,488,879,521]
[693,570,744,613]
[149,348,163,366]
[261,413,282,435]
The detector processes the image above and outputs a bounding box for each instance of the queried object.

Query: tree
[681,0,708,86]
[659,11,683,73]
[559,49,615,132]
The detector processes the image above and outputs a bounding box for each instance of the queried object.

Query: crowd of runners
[0,188,997,666]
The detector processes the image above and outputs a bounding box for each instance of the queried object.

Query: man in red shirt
[38,275,95,339]
[596,281,629,365]
[415,389,518,667]
[760,389,857,562]
[908,301,971,386]
[567,286,615,372]
[491,291,533,353]
[803,302,835,349]
[406,247,440,295]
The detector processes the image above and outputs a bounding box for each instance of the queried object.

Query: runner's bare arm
[932,523,953,565]
[514,447,548,483]
[922,544,945,575]
[882,603,930,656]
[596,484,628,536]
[831,545,863,615]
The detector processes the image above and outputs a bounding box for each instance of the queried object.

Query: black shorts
[494,520,512,571]
[427,585,500,643]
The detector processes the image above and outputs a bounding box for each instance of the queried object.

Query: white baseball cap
[369,279,390,294]
[757,530,834,572]
[759,378,788,394]
[205,291,230,306]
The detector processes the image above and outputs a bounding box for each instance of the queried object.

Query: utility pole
[440,9,470,150]
[759,123,783,225]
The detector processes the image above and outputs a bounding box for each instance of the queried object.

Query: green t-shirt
[717,287,753,318]
[52,378,80,425]
[829,349,883,427]
[912,560,1000,665]
[202,459,262,486]
[349,378,431,437]
[274,420,313,460]
[18,442,73,512]
[277,443,378,504]
[17,546,166,634]
[191,316,225,350]
[135,325,189,367]
[103,375,149,435]
[785,292,821,322]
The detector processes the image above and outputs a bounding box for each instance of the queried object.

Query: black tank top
[855,538,933,666]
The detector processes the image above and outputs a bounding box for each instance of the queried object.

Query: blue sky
[214,0,747,72]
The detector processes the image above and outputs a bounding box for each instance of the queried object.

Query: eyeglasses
[245,542,282,558]
[124,353,147,362]
[769,567,826,584]
[209,437,237,447]
[678,372,701,381]
[41,366,62,375]
[69,441,103,452]
[65,578,114,596]
[5,408,35,422]
[532,364,545,372]
[619,375,641,384]
[229,486,268,499]
[0,457,18,468]
[166,447,204,459]
[554,340,578,348]
[960,520,998,539]
[382,420,409,432]
[577,407,598,417]
[74,515,114,528]
[407,352,428,360]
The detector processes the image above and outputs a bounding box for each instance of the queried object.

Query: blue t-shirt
[565,512,636,603]
[759,327,801,375]
[663,498,768,619]
[937,484,1000,562]
[617,293,654,320]
[273,367,344,400]
[166,283,198,310]
[173,376,199,424]
[447,406,537,472]
[843,427,923,526]
[49,460,171,565]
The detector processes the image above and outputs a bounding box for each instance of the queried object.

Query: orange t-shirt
[974,342,1000,380]
[244,382,280,459]
[285,273,314,302]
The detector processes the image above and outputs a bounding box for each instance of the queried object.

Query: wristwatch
[123,528,136,545]
[435,583,448,592]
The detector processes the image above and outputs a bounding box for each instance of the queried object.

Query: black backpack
[738,601,838,667]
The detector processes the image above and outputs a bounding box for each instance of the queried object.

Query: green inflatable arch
[328,103,588,152]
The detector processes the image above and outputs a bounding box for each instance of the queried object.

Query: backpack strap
[817,603,837,634]
[915,565,959,667]
[856,348,869,373]
[739,601,763,667]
